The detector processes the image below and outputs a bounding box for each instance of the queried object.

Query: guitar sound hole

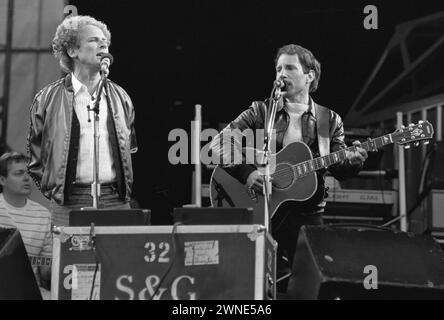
[272,163,294,189]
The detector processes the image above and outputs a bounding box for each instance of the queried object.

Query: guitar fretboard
[285,134,393,178]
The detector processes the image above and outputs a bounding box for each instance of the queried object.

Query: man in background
[0,152,52,299]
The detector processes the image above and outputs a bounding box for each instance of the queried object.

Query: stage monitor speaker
[0,227,42,299]
[287,225,444,299]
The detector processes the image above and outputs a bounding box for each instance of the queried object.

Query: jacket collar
[277,96,316,117]
[71,73,84,95]
[64,73,75,93]
[66,72,108,98]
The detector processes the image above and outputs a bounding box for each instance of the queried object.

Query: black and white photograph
[1,0,444,305]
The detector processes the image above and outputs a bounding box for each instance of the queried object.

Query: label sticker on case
[184,241,219,266]
[71,264,101,300]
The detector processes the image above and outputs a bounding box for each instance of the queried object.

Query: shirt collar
[71,73,107,98]
[71,72,86,95]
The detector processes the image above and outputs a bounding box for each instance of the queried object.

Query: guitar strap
[315,103,330,156]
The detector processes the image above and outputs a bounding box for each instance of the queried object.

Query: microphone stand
[260,85,284,232]
[85,70,108,209]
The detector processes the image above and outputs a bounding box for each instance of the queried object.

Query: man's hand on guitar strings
[345,140,368,166]
[247,170,274,193]
[247,170,264,193]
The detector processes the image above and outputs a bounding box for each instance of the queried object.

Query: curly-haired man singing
[27,15,137,226]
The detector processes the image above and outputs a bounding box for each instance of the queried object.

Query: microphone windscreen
[97,52,114,65]
[273,79,285,88]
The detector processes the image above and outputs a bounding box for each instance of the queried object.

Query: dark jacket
[211,97,362,211]
[27,74,137,205]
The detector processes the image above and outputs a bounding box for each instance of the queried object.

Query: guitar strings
[264,127,424,179]
[269,144,359,178]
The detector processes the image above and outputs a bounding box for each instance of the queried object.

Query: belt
[72,181,117,188]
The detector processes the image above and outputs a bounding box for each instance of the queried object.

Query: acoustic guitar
[210,121,434,218]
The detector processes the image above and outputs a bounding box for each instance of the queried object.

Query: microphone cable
[149,222,182,300]
[89,223,100,300]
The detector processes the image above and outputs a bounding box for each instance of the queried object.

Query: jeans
[50,183,131,226]
[272,201,324,293]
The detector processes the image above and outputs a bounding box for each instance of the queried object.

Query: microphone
[273,79,286,89]
[97,53,113,76]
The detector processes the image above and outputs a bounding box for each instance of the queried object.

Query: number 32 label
[144,241,171,263]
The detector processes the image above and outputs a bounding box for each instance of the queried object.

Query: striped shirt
[0,193,52,285]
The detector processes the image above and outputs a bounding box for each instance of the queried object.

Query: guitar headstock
[392,120,434,148]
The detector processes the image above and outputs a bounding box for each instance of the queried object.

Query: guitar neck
[29,255,52,267]
[294,134,393,177]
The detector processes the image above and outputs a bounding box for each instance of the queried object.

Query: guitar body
[210,141,318,220]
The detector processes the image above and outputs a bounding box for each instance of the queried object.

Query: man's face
[69,24,109,71]
[0,161,32,196]
[275,54,314,99]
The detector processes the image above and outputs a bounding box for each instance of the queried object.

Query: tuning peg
[414,141,420,147]
[409,123,415,127]
[423,140,430,145]
[404,144,411,149]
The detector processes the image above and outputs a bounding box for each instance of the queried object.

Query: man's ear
[67,46,78,59]
[307,69,315,83]
[0,176,6,187]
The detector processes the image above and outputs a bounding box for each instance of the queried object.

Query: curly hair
[275,44,321,93]
[52,15,111,73]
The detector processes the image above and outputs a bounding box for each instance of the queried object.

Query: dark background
[69,0,444,224]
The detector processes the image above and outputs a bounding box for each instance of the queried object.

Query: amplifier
[429,189,444,231]
[51,225,276,300]
[326,188,397,204]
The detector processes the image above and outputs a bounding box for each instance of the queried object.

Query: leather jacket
[27,74,137,205]
[211,97,362,210]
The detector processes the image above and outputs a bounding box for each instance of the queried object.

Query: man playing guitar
[210,44,368,293]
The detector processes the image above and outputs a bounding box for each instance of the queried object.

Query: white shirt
[71,73,116,183]
[283,101,313,147]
